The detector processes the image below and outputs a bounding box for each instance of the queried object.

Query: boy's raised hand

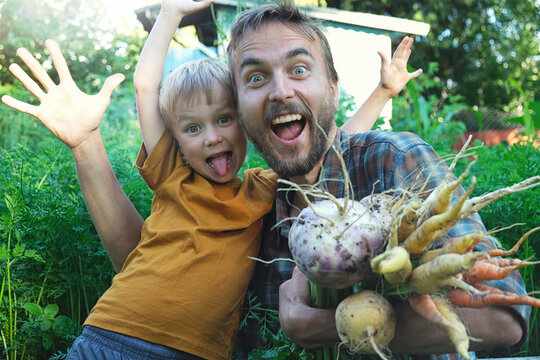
[378,36,423,99]
[161,0,215,16]
[1,39,125,150]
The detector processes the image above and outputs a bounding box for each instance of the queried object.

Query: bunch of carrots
[366,137,540,359]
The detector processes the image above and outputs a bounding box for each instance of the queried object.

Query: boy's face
[231,21,338,179]
[169,85,247,183]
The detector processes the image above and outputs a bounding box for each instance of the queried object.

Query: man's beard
[243,95,336,179]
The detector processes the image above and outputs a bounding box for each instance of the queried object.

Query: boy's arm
[133,0,214,154]
[1,40,143,272]
[340,36,422,133]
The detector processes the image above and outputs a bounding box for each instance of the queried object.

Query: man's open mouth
[271,114,305,141]
[207,151,232,176]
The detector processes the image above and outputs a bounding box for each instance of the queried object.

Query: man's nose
[268,74,295,102]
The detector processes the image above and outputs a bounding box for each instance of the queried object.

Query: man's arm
[340,36,422,134]
[133,0,214,154]
[1,40,143,272]
[279,266,523,352]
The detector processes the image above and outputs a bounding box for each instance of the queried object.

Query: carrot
[384,256,413,285]
[487,226,540,257]
[416,157,476,226]
[409,293,459,331]
[410,252,485,294]
[432,295,471,360]
[403,178,476,256]
[396,200,421,242]
[418,233,488,265]
[462,258,540,283]
[488,257,539,267]
[459,176,540,221]
[371,246,410,274]
[446,283,540,308]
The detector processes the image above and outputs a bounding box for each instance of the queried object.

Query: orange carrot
[460,258,539,283]
[488,226,540,257]
[409,293,459,331]
[446,283,540,308]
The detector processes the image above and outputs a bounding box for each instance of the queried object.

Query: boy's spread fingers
[9,63,47,100]
[16,47,56,91]
[46,39,72,82]
[1,95,38,117]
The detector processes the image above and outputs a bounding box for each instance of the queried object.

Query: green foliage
[390,62,468,151]
[0,78,150,357]
[324,0,540,109]
[0,0,145,88]
[240,292,316,360]
[21,302,77,352]
[504,78,540,138]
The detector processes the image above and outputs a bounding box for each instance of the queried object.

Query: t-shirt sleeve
[242,168,278,205]
[136,130,184,190]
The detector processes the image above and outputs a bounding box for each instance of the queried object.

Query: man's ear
[331,79,339,108]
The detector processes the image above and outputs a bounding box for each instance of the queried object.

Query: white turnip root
[289,198,385,289]
[335,290,396,359]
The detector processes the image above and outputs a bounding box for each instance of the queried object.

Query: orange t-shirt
[85,131,277,360]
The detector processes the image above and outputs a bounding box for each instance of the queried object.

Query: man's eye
[186,125,200,133]
[248,74,264,84]
[218,115,232,125]
[293,66,307,75]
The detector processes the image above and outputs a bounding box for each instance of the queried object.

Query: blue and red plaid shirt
[235,130,530,359]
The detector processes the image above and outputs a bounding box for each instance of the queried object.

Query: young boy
[1,0,420,358]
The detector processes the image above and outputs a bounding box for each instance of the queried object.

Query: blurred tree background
[324,0,540,112]
[0,0,144,89]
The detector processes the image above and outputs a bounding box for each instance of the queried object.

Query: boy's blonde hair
[159,58,234,129]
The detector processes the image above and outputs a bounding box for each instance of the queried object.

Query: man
[225,3,529,358]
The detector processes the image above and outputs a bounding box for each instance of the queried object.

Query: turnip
[335,290,396,359]
[288,198,385,289]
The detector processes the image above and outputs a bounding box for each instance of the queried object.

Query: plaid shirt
[235,130,530,359]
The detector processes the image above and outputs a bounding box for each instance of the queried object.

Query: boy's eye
[218,115,232,125]
[186,125,200,134]
[293,66,307,76]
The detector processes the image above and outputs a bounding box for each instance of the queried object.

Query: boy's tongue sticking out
[208,152,231,176]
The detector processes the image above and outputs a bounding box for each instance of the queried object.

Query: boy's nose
[268,74,295,102]
[204,128,223,146]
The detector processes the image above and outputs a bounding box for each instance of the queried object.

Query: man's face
[232,22,339,179]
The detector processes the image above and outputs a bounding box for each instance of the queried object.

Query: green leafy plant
[391,62,468,152]
[504,78,540,139]
[21,302,75,352]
